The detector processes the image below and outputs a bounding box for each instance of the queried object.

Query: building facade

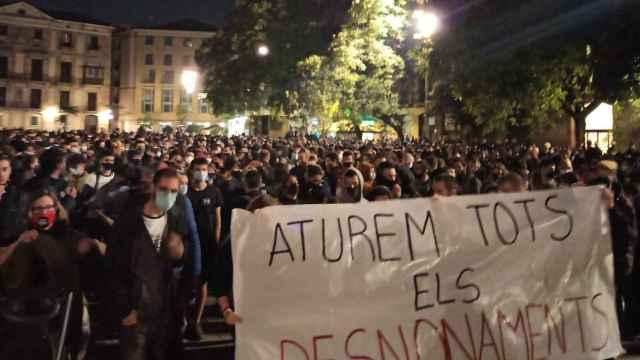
[114,22,218,132]
[0,2,114,131]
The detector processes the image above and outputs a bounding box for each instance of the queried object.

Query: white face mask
[179,184,188,195]
[70,167,84,176]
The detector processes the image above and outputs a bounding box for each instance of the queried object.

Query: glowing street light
[257,45,270,57]
[413,9,440,142]
[181,70,198,95]
[41,106,60,123]
[413,10,440,40]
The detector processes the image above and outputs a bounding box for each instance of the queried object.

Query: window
[60,91,70,108]
[198,93,209,113]
[143,69,155,83]
[0,56,7,78]
[142,88,154,113]
[162,70,174,84]
[60,62,72,83]
[182,56,191,66]
[183,38,193,47]
[162,89,173,113]
[145,36,154,45]
[88,36,99,50]
[87,92,97,111]
[198,95,210,113]
[0,25,7,36]
[18,9,26,16]
[30,116,38,126]
[60,32,72,48]
[145,54,154,65]
[34,29,43,40]
[31,59,43,81]
[164,36,173,46]
[30,89,41,109]
[180,91,192,111]
[163,54,172,66]
[0,87,6,107]
[83,66,103,85]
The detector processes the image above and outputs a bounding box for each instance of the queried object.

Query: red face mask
[32,207,56,230]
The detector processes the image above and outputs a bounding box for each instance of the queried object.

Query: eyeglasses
[32,204,56,213]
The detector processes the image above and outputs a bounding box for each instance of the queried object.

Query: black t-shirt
[187,185,223,252]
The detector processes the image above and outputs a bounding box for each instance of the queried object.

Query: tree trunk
[573,112,586,149]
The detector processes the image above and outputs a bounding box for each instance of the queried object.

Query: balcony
[83,77,104,85]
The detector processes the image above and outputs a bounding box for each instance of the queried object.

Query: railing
[82,77,104,85]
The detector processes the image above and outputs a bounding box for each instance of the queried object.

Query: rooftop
[139,18,217,32]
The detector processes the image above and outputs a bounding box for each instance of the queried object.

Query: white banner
[232,187,622,360]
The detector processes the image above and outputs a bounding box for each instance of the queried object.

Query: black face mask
[130,159,142,166]
[286,183,299,196]
[346,186,360,198]
[102,163,115,172]
[343,163,353,169]
[232,170,243,180]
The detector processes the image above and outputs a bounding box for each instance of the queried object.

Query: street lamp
[41,106,60,130]
[181,70,198,95]
[257,44,270,57]
[413,10,440,40]
[413,10,440,142]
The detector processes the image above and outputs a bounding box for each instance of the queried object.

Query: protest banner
[231,187,622,360]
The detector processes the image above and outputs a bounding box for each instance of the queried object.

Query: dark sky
[27,0,234,26]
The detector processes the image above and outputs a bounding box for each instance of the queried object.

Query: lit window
[142,89,154,113]
[162,89,173,113]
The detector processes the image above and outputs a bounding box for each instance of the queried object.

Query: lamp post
[181,70,198,127]
[413,10,439,142]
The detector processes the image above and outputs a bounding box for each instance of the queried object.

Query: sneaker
[184,322,204,342]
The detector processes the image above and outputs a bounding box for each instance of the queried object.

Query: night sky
[23,0,234,26]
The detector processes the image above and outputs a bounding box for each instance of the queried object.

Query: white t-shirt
[143,213,167,253]
[85,172,115,191]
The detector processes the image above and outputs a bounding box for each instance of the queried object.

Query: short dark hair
[244,169,262,190]
[307,164,324,178]
[344,169,358,178]
[153,168,179,185]
[366,186,391,201]
[190,157,209,169]
[39,148,66,176]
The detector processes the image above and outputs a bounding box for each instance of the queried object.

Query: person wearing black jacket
[0,155,27,245]
[23,148,77,212]
[106,168,187,360]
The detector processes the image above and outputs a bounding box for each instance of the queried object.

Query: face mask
[343,162,353,169]
[102,163,115,172]
[179,184,188,195]
[32,207,56,231]
[70,147,80,154]
[193,171,208,183]
[155,191,177,213]
[156,151,162,158]
[370,172,376,181]
[287,183,299,196]
[70,167,84,176]
[185,156,194,164]
[130,159,142,166]
[291,152,299,162]
[81,145,88,152]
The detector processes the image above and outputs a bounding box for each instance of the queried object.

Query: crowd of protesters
[0,127,638,359]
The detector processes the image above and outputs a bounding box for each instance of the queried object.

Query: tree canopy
[432,0,640,144]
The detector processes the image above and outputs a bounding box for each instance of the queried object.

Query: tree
[432,0,640,145]
[297,0,411,140]
[197,0,350,116]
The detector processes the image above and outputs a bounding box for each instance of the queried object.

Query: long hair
[26,189,69,225]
